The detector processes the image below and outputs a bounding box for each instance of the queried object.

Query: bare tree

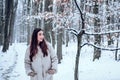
[56,0,71,63]
[72,0,120,80]
[71,0,85,80]
[0,0,4,46]
[27,0,31,44]
[9,0,18,44]
[93,0,101,61]
[2,0,18,52]
[56,1,64,63]
[43,0,53,42]
[2,0,13,52]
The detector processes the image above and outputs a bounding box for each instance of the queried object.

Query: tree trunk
[9,0,18,44]
[41,0,45,29]
[44,0,53,42]
[0,0,4,45]
[115,26,120,60]
[93,0,101,61]
[31,0,39,28]
[19,0,27,43]
[66,30,69,47]
[57,28,63,63]
[2,0,13,52]
[56,1,65,63]
[44,19,52,42]
[106,0,113,46]
[27,23,30,45]
[74,34,82,80]
[108,33,114,45]
[51,0,57,48]
[51,31,55,48]
[115,38,118,60]
[27,0,31,45]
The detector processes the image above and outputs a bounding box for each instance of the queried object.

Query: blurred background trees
[0,0,120,61]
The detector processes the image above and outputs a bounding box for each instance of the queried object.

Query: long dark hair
[30,28,48,62]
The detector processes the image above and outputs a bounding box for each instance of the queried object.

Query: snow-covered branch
[81,43,120,51]
[74,0,85,30]
[67,28,78,36]
[84,30,120,35]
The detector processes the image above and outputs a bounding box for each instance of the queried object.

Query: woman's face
[37,30,44,43]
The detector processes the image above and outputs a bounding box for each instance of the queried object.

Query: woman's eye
[39,33,44,36]
[39,33,41,36]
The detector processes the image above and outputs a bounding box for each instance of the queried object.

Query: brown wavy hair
[30,28,48,62]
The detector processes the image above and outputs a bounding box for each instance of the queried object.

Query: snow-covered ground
[0,42,120,80]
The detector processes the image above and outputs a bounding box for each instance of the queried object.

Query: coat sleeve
[49,43,58,73]
[24,46,33,75]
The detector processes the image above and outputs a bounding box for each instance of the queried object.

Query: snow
[0,42,120,80]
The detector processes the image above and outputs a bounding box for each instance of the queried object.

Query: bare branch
[81,43,120,51]
[70,32,78,36]
[67,28,78,36]
[74,0,85,29]
[84,30,120,35]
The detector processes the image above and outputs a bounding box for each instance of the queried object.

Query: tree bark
[93,0,101,61]
[56,1,65,63]
[2,0,14,52]
[57,28,63,63]
[74,34,81,80]
[115,26,120,60]
[74,0,85,80]
[66,30,69,47]
[27,0,31,45]
[44,0,53,42]
[31,0,39,28]
[51,31,55,48]
[0,0,4,45]
[9,0,18,44]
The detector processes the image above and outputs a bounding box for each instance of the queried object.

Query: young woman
[24,28,58,80]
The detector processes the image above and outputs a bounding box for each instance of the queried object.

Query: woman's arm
[24,47,33,75]
[48,43,58,73]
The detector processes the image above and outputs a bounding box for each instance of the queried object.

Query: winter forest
[0,0,120,80]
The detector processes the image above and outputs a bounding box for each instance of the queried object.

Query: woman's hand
[28,72,37,77]
[47,69,56,74]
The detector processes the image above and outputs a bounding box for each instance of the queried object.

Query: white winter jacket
[24,42,58,80]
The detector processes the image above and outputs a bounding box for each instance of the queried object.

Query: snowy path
[0,43,29,80]
[8,43,30,80]
[0,44,18,80]
[0,43,120,80]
